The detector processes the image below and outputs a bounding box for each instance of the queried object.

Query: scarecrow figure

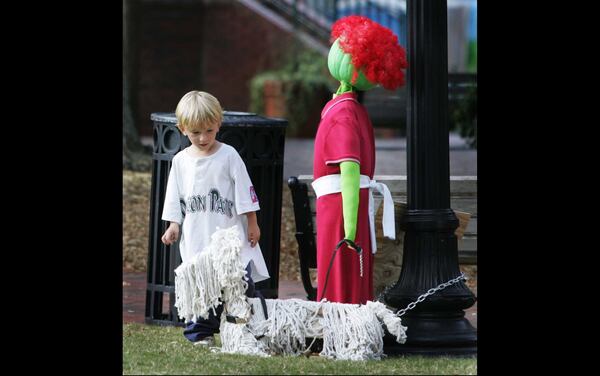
[312,15,408,304]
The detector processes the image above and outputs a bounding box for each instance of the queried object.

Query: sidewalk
[282,133,477,179]
[123,271,477,328]
[141,133,477,179]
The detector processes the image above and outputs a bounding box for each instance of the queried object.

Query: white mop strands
[174,226,248,323]
[173,225,408,360]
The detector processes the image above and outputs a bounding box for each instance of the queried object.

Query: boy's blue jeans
[183,264,257,342]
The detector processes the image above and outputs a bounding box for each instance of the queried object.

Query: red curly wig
[331,15,407,90]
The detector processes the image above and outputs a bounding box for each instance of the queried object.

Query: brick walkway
[123,271,476,328]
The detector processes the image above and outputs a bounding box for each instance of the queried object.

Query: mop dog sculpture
[174,225,407,360]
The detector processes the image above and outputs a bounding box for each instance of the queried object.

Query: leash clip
[336,238,362,254]
[335,239,364,277]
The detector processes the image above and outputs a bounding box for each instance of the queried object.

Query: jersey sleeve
[161,158,184,224]
[323,115,361,166]
[230,151,260,215]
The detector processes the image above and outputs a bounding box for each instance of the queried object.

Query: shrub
[249,49,337,137]
[451,87,477,148]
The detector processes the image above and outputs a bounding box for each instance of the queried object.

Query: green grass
[123,323,476,375]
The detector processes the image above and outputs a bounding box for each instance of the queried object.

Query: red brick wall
[136,2,204,137]
[199,1,295,113]
[134,0,299,137]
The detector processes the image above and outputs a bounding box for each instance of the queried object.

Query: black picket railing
[265,0,476,74]
[265,0,408,46]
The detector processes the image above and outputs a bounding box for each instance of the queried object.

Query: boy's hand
[245,211,261,248]
[248,222,261,248]
[161,222,180,245]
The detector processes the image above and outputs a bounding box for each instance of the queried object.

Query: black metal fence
[266,0,476,73]
[145,111,287,326]
[266,0,409,47]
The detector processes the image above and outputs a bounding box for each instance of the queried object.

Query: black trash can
[145,111,287,326]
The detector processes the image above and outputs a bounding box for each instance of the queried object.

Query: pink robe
[312,92,375,304]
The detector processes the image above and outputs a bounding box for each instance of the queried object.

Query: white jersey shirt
[161,143,270,282]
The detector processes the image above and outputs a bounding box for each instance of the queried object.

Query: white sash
[312,174,395,254]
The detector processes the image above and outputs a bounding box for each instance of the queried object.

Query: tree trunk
[123,0,150,171]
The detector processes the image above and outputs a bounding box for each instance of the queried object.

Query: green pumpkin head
[328,38,376,94]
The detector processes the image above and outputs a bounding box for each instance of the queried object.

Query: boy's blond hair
[175,91,223,132]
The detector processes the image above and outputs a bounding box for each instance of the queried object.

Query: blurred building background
[124,0,477,143]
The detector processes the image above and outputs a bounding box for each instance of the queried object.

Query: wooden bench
[287,175,477,301]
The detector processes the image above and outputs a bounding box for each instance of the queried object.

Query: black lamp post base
[383,314,477,357]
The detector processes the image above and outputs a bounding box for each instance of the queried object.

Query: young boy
[161,90,270,346]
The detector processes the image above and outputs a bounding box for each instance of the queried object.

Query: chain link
[358,252,363,277]
[376,273,467,317]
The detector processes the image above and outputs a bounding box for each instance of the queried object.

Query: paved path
[124,271,476,328]
[283,133,477,179]
[142,133,477,178]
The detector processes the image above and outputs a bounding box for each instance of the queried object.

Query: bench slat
[289,175,477,300]
[296,175,477,264]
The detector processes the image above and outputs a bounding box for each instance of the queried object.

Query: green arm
[340,161,360,242]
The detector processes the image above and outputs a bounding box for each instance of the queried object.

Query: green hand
[340,161,360,242]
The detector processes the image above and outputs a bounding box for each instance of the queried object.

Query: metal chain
[358,251,363,277]
[376,273,467,317]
